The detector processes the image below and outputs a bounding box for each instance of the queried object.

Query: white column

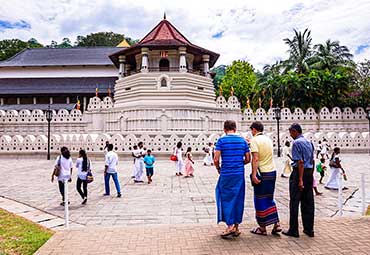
[83,97,87,112]
[202,54,210,77]
[50,97,53,104]
[33,97,37,104]
[179,47,187,72]
[66,97,70,104]
[141,47,149,73]
[17,98,20,104]
[0,98,3,106]
[118,55,126,78]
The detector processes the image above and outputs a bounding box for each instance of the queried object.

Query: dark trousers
[289,167,315,234]
[58,181,65,201]
[76,177,88,199]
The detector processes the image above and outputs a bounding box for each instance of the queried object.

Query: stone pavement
[0,154,369,228]
[36,217,370,255]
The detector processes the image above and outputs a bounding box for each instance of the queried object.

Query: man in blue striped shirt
[214,120,251,238]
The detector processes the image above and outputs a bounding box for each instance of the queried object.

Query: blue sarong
[216,174,245,225]
[253,171,279,227]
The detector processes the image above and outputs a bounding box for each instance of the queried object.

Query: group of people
[172,141,195,177]
[281,138,347,191]
[215,120,321,239]
[128,142,156,184]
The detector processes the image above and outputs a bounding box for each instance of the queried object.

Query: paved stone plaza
[0,154,369,227]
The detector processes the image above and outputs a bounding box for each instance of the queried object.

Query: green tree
[283,29,313,74]
[0,39,43,61]
[311,40,354,70]
[220,60,257,109]
[57,38,73,48]
[211,65,226,94]
[75,32,136,47]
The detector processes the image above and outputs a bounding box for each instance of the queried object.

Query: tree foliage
[219,60,257,109]
[75,32,137,47]
[0,39,43,61]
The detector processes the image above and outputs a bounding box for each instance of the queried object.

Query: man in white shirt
[104,144,121,197]
[133,141,145,183]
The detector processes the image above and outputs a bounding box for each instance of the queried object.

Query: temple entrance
[159,58,170,71]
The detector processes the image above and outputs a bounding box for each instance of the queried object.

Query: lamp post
[366,105,370,155]
[45,105,53,160]
[273,106,282,157]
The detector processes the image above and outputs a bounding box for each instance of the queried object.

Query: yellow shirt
[250,133,275,172]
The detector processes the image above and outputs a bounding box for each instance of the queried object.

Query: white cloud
[0,0,369,69]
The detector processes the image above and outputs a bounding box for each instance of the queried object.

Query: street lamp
[366,105,370,155]
[273,106,282,157]
[45,105,53,160]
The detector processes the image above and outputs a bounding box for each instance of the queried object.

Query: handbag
[86,171,94,183]
[86,160,94,183]
[170,155,178,161]
[53,156,61,177]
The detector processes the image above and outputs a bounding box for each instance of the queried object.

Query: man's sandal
[271,225,282,235]
[233,230,241,237]
[250,227,267,236]
[221,228,236,238]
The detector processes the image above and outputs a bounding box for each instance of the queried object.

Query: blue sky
[0,0,369,70]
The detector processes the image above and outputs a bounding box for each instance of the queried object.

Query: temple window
[159,58,170,71]
[161,78,167,87]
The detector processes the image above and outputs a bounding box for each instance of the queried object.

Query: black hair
[138,141,143,147]
[285,141,290,147]
[289,123,302,134]
[61,147,71,159]
[250,121,264,132]
[107,144,114,151]
[176,141,182,148]
[79,149,88,172]
[147,149,152,153]
[187,147,192,152]
[133,145,138,150]
[320,158,325,163]
[224,120,236,131]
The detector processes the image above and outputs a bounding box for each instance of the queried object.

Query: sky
[0,0,369,70]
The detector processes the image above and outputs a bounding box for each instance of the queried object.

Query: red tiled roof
[138,19,191,46]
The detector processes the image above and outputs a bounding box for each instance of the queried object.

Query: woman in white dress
[174,141,184,176]
[281,141,292,178]
[325,147,347,190]
[203,142,214,166]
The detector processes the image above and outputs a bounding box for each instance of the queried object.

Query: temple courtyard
[0,154,369,254]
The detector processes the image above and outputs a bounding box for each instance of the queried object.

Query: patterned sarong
[253,171,279,227]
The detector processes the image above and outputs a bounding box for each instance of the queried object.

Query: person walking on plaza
[174,141,184,176]
[75,149,91,204]
[316,158,327,184]
[283,123,315,238]
[320,138,331,159]
[203,142,214,166]
[143,149,156,184]
[51,146,73,206]
[248,121,281,236]
[214,120,251,238]
[325,147,347,190]
[133,142,145,183]
[104,144,121,197]
[281,141,293,178]
[316,141,322,159]
[184,147,195,177]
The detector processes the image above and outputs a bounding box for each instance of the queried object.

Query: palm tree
[311,39,354,70]
[283,28,313,74]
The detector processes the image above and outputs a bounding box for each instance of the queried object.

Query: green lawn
[0,209,53,255]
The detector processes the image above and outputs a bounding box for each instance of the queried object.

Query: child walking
[316,158,327,184]
[184,147,195,178]
[143,149,156,184]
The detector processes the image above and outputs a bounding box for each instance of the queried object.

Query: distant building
[0,47,122,111]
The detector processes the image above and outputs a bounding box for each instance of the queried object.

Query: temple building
[0,46,122,111]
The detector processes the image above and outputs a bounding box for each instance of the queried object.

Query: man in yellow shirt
[248,121,281,236]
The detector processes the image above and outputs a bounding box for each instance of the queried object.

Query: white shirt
[174,147,183,161]
[76,158,92,180]
[105,151,118,173]
[282,145,291,162]
[133,148,145,161]
[55,156,73,181]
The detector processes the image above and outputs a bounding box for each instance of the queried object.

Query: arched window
[161,78,167,87]
[159,58,170,71]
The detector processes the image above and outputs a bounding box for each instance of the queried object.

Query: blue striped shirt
[215,134,250,176]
